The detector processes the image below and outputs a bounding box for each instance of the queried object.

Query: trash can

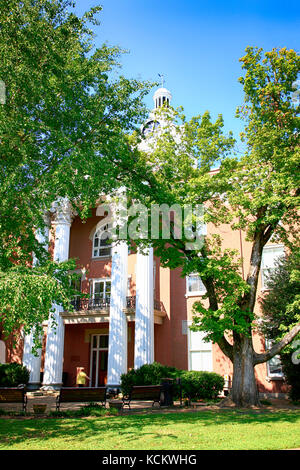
[160,378,174,406]
[62,372,68,386]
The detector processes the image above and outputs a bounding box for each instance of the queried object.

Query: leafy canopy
[0,0,152,340]
[126,47,300,361]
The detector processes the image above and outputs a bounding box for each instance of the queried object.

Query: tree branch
[253,322,300,365]
[243,231,265,313]
[217,336,234,362]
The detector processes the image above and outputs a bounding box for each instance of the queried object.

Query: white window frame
[92,223,112,258]
[261,244,285,290]
[265,340,284,380]
[90,278,111,302]
[185,274,207,297]
[187,322,213,372]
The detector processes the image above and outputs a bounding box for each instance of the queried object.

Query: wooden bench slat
[60,388,106,400]
[122,385,162,409]
[0,388,27,411]
[56,387,107,411]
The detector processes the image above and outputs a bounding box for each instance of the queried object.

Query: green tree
[0,0,151,342]
[126,47,300,406]
[260,252,300,401]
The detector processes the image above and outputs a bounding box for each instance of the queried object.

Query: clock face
[143,120,160,136]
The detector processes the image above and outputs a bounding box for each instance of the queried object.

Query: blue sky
[74,0,299,149]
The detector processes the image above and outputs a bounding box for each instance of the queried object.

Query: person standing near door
[76,367,90,387]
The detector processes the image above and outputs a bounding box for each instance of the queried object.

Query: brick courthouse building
[1,87,287,397]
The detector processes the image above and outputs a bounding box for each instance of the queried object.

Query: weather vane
[158,73,165,88]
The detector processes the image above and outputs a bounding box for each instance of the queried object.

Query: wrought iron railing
[155,299,167,312]
[126,296,166,312]
[126,295,136,309]
[70,295,166,313]
[70,296,111,311]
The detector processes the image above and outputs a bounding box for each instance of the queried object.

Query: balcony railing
[70,296,165,313]
[126,296,166,313]
[70,297,111,311]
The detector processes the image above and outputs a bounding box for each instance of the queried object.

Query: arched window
[143,120,160,136]
[93,223,112,258]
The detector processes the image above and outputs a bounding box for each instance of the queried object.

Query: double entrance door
[89,334,109,386]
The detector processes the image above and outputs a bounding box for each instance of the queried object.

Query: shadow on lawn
[0,409,300,449]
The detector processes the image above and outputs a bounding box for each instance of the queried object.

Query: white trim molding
[187,321,213,372]
[185,274,207,297]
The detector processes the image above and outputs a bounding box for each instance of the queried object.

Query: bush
[120,362,224,401]
[280,351,300,402]
[0,362,30,387]
[121,362,179,395]
[179,371,224,400]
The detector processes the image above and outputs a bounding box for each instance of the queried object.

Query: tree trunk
[231,335,260,407]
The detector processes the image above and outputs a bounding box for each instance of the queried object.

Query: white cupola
[153,87,172,109]
[140,77,173,143]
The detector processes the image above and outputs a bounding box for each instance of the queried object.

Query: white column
[106,241,128,386]
[42,200,72,389]
[134,247,154,368]
[23,330,43,388]
[23,219,50,388]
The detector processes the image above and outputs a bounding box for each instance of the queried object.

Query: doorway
[89,334,109,386]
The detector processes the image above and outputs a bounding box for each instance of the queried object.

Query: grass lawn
[0,409,300,450]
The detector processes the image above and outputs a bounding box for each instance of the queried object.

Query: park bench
[0,387,27,412]
[122,385,162,409]
[56,387,107,411]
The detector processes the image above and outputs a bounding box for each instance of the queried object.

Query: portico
[22,201,166,390]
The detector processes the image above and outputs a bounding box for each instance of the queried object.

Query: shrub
[120,362,224,401]
[179,371,224,400]
[121,362,179,396]
[0,362,30,387]
[280,351,300,402]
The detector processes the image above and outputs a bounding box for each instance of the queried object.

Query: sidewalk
[0,391,183,414]
[0,391,299,415]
